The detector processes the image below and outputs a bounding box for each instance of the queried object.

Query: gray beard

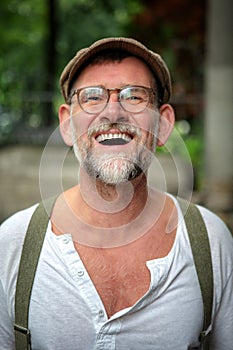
[85,152,148,184]
[71,120,156,185]
[73,140,153,185]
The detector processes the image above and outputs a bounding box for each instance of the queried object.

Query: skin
[52,57,177,317]
[58,57,175,225]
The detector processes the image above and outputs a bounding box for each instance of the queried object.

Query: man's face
[69,56,160,184]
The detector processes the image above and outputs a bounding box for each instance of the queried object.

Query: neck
[52,167,173,247]
[78,167,148,227]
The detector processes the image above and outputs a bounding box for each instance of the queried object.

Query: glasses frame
[69,85,157,114]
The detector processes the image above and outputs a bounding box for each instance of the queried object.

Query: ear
[58,104,73,147]
[157,104,175,146]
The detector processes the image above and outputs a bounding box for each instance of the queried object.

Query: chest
[30,252,203,350]
[73,228,176,317]
[77,247,151,317]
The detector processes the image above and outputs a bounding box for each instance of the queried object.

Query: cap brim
[60,37,171,104]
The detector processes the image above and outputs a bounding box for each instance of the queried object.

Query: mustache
[87,122,141,139]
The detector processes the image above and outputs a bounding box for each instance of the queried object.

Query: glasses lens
[79,87,108,113]
[120,86,149,112]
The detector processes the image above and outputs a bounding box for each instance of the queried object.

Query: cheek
[144,130,156,151]
[138,108,159,131]
[71,109,93,140]
[138,115,158,148]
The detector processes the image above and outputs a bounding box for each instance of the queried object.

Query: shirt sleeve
[210,269,233,349]
[0,205,38,350]
[0,280,15,350]
[198,206,233,349]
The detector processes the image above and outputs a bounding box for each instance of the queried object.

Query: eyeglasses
[69,85,156,114]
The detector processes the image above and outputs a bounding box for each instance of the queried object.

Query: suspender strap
[177,198,213,350]
[14,196,213,349]
[14,197,56,350]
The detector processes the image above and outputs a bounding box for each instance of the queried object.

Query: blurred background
[0,0,232,229]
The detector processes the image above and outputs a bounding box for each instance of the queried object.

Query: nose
[99,90,128,123]
[109,89,119,103]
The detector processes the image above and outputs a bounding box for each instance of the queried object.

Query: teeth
[96,133,131,143]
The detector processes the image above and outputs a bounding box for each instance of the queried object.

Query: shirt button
[62,236,69,244]
[98,309,104,318]
[77,270,84,277]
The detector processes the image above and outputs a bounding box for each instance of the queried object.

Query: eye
[121,87,148,104]
[80,88,106,105]
[128,95,141,101]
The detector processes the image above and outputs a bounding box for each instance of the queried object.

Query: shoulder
[175,198,232,306]
[197,204,233,264]
[174,195,232,250]
[196,205,232,251]
[174,195,233,279]
[194,205,233,297]
[0,204,39,241]
[0,204,39,273]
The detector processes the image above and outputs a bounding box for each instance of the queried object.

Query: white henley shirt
[0,196,232,350]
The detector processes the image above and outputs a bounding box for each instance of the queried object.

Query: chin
[91,156,149,185]
[97,167,143,185]
[74,141,152,184]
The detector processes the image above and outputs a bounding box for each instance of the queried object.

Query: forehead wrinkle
[73,57,154,89]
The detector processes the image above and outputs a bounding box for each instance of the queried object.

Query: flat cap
[60,37,172,104]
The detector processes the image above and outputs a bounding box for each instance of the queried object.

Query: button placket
[56,234,109,328]
[95,319,122,350]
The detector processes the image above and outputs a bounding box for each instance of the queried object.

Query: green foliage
[57,0,143,71]
[158,120,204,189]
[0,0,45,131]
[0,0,143,143]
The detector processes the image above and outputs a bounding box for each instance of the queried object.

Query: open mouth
[95,133,132,146]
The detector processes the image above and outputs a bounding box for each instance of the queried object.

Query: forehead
[73,56,154,89]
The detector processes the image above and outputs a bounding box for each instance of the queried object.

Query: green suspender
[14,197,56,350]
[178,197,213,350]
[14,197,213,350]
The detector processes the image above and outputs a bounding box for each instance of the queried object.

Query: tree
[0,0,142,143]
[0,0,46,139]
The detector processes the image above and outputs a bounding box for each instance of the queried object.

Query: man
[0,37,232,349]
